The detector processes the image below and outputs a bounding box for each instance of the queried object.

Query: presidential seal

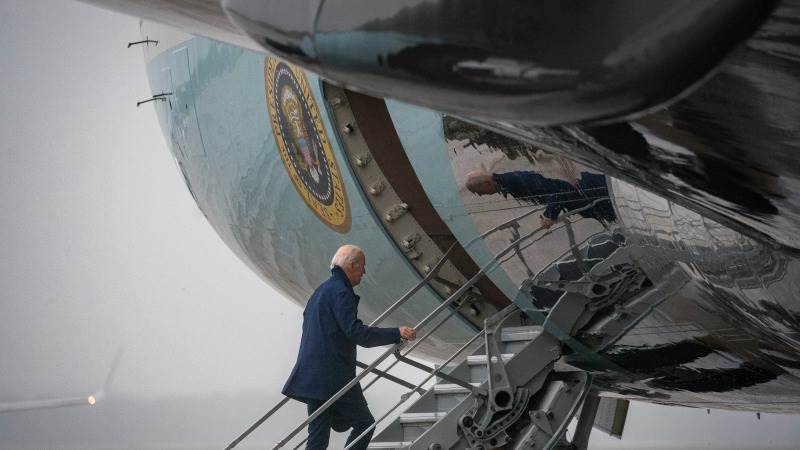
[265,57,351,233]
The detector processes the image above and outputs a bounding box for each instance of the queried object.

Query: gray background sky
[1,1,799,448]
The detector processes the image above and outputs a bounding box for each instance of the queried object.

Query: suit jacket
[282,266,401,404]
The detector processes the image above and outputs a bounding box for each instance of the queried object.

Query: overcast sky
[0,0,304,399]
[1,1,800,449]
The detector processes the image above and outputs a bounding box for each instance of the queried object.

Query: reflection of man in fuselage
[465,170,616,228]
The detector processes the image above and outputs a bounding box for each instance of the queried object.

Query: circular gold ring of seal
[265,57,351,233]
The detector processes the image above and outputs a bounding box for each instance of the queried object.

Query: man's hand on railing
[540,215,555,229]
[399,326,417,341]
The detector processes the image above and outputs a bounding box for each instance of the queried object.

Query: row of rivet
[328,88,483,323]
[336,115,432,276]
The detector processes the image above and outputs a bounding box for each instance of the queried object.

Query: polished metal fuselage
[116,1,800,413]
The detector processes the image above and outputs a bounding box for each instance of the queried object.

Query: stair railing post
[392,349,485,396]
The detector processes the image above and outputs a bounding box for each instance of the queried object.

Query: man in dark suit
[465,169,616,228]
[282,244,417,450]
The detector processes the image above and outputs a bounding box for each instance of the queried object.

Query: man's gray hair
[330,244,364,269]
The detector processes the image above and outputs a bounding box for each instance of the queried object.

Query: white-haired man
[282,244,416,449]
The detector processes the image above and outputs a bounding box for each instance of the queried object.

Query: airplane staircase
[226,199,633,450]
[367,308,590,450]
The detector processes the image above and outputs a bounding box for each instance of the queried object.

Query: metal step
[501,325,543,342]
[501,325,543,353]
[399,412,449,441]
[367,441,411,449]
[466,354,514,364]
[398,412,448,424]
[429,382,473,411]
[432,383,476,394]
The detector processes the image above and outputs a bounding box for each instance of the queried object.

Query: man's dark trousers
[306,399,375,450]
